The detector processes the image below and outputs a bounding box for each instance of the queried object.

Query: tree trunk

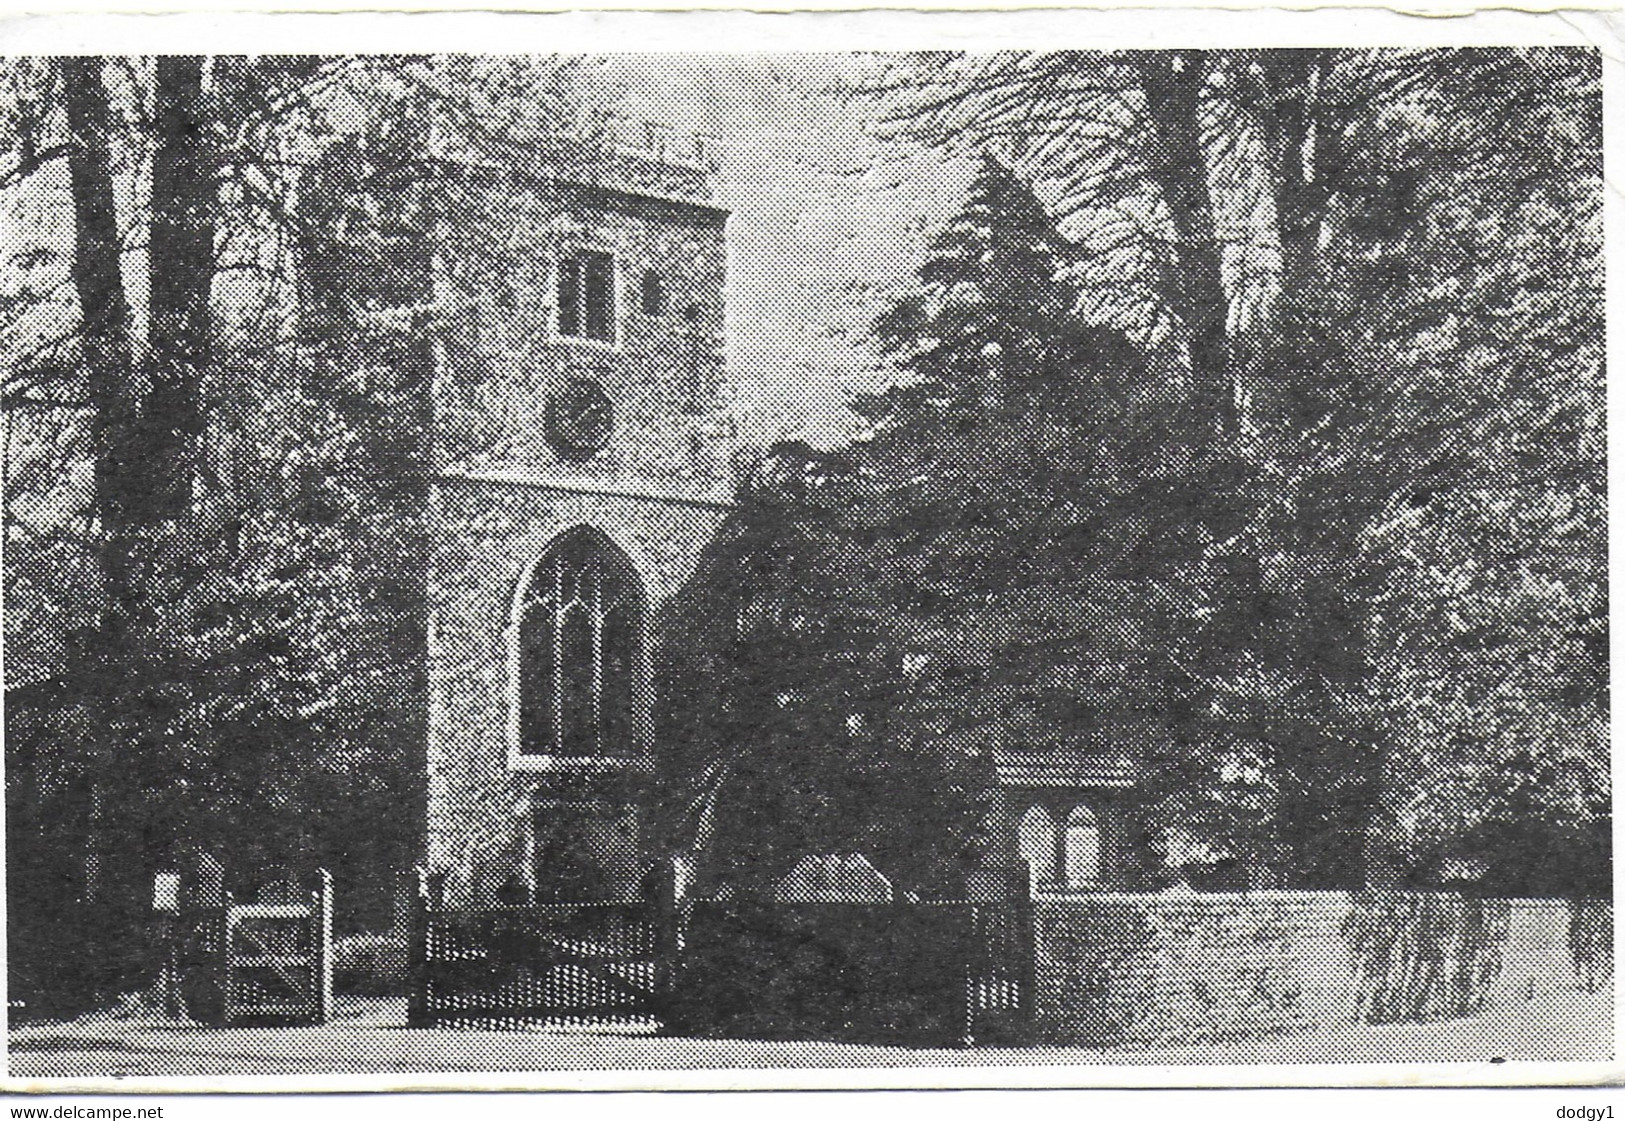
[61,56,152,998]
[147,55,214,515]
[62,58,139,611]
[1131,50,1232,429]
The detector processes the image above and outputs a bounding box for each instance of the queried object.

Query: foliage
[659,454,998,895]
[1313,53,1608,891]
[661,159,1279,890]
[856,48,1605,890]
[670,901,974,1044]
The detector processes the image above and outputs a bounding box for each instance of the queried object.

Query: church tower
[425,123,733,904]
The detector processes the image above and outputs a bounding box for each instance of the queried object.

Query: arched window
[1018,804,1058,888]
[1063,804,1103,888]
[515,528,645,759]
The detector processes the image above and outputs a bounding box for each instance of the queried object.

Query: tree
[859,48,1605,889]
[660,159,1276,891]
[1345,56,1606,888]
[52,56,220,991]
[4,53,597,1008]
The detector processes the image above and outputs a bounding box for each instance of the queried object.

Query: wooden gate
[221,870,334,1025]
[961,898,1035,1044]
[169,868,333,1025]
[407,868,664,1029]
[405,861,1035,1042]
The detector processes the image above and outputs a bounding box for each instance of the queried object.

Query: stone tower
[425,123,733,904]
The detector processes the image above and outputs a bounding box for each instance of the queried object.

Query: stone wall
[423,160,736,904]
[434,174,732,491]
[1033,892,1607,1046]
[425,477,728,903]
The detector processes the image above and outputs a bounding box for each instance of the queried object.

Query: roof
[993,750,1140,790]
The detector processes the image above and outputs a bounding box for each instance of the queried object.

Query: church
[420,121,1137,904]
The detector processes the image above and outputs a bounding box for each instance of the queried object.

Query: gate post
[654,855,689,1027]
[184,854,227,1024]
[312,868,334,1025]
[406,866,432,1028]
[961,859,1035,1047]
[216,890,235,1027]
[956,891,974,1048]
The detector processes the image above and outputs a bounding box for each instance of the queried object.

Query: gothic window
[1018,804,1057,888]
[640,269,665,317]
[516,528,645,759]
[1063,804,1103,888]
[558,249,615,342]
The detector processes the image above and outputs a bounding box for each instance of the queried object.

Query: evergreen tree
[661,159,1273,893]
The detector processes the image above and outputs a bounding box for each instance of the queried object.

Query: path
[8,989,1612,1082]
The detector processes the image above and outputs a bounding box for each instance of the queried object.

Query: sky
[598,54,974,449]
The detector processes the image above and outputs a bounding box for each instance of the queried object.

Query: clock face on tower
[545,377,615,460]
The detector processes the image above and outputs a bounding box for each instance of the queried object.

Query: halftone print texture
[3,47,1609,1082]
